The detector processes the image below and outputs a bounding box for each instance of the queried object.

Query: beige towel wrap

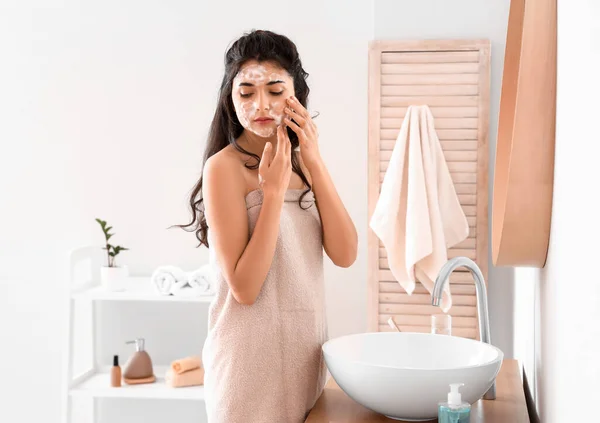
[202,188,328,423]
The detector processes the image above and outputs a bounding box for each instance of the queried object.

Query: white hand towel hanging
[369,105,469,312]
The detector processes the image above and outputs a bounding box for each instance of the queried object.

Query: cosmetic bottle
[123,338,156,384]
[110,355,121,387]
[438,383,471,423]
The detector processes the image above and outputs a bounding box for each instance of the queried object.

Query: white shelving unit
[62,246,213,423]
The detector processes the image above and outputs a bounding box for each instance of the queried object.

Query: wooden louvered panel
[368,40,490,341]
[382,75,479,87]
[381,117,479,129]
[378,314,477,328]
[381,85,478,96]
[380,292,477,307]
[381,303,477,317]
[379,281,476,296]
[381,129,478,140]
[379,269,475,283]
[378,325,478,339]
[381,51,480,64]
[379,246,478,265]
[379,249,477,262]
[379,255,478,271]
[381,63,480,75]
[381,106,479,118]
[382,96,479,107]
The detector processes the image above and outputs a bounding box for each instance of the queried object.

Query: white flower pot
[100,265,129,291]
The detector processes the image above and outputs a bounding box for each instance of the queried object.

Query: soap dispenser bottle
[438,383,471,423]
[123,338,156,385]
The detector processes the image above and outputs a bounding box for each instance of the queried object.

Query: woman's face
[232,60,295,138]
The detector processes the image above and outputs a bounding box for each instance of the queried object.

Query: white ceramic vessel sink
[322,332,503,421]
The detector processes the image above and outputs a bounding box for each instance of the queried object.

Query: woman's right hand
[258,124,292,201]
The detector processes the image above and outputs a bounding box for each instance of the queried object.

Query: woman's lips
[254,117,274,124]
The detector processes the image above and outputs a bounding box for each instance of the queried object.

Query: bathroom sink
[322,332,503,421]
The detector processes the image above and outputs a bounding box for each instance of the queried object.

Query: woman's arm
[203,128,292,305]
[284,95,358,268]
[306,157,358,268]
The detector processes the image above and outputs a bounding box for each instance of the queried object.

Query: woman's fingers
[284,107,306,128]
[283,124,292,158]
[259,142,272,171]
[258,142,272,188]
[283,116,305,144]
[275,124,286,161]
[286,96,309,118]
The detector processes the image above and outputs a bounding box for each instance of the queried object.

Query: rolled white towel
[151,265,187,296]
[187,264,214,295]
[171,264,214,297]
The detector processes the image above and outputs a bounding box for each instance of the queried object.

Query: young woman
[177,29,357,422]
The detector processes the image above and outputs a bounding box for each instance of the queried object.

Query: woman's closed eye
[240,91,284,98]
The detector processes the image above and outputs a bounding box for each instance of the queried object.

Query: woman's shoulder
[203,146,247,196]
[205,144,239,169]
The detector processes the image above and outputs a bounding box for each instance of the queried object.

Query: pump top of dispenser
[126,338,146,351]
[447,383,464,406]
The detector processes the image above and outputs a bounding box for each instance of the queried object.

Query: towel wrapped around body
[202,188,328,423]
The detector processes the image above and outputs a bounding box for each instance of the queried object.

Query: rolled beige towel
[165,367,204,388]
[171,355,202,374]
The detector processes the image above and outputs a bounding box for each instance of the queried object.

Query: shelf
[71,276,215,303]
[69,366,205,400]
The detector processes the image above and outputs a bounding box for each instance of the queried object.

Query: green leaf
[105,226,112,232]
[109,252,115,256]
[106,234,113,241]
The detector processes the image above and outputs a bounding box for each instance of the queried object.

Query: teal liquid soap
[438,383,471,423]
[438,404,470,423]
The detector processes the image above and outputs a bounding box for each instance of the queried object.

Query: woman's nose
[257,91,270,110]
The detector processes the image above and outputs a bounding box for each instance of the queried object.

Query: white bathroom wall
[513,0,600,421]
[0,1,373,422]
[373,0,514,358]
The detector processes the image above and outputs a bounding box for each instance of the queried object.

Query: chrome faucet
[431,256,496,400]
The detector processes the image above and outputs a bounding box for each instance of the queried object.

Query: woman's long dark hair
[173,29,313,248]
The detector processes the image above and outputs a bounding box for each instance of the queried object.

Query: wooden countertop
[306,359,529,423]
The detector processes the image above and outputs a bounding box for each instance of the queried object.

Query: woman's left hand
[284,95,322,171]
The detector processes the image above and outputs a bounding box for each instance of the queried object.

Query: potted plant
[96,218,129,291]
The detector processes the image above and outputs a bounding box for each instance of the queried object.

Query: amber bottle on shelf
[110,355,122,387]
